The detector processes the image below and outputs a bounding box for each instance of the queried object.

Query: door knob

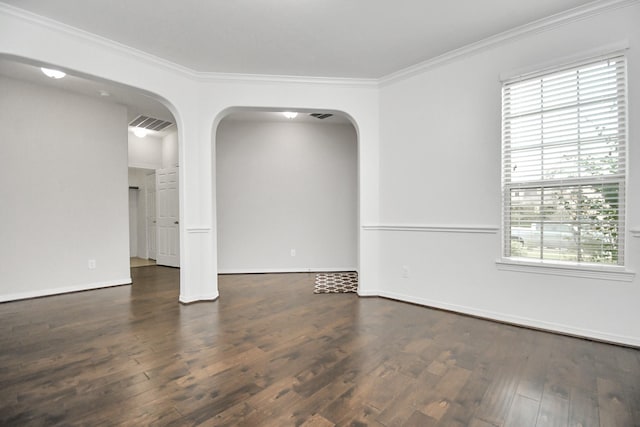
[174,221,179,224]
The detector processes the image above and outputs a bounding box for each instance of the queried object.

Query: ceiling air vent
[309,113,333,120]
[128,115,174,132]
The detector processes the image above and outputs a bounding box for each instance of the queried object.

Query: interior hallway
[130,257,156,268]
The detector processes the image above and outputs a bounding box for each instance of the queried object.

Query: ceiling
[1,0,599,79]
[0,0,609,129]
[0,58,177,135]
[223,111,352,125]
[0,58,348,132]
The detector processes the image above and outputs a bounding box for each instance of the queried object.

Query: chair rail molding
[186,226,212,234]
[362,224,499,234]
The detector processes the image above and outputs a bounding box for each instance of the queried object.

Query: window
[502,55,626,266]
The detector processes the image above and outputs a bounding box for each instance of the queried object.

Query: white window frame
[497,53,634,281]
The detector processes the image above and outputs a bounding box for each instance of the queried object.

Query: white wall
[377,4,640,346]
[162,131,179,168]
[128,133,163,169]
[0,3,381,306]
[128,130,177,171]
[216,119,357,273]
[128,167,147,187]
[2,1,638,345]
[0,76,130,300]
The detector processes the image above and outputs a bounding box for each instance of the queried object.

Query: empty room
[1,1,639,426]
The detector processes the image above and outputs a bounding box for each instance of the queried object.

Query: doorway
[128,166,180,268]
[127,124,181,269]
[215,110,358,274]
[128,168,157,268]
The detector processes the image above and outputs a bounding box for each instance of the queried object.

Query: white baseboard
[357,289,381,297]
[0,278,132,302]
[218,267,358,274]
[364,290,640,347]
[179,293,219,304]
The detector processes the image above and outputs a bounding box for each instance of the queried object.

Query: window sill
[496,258,635,282]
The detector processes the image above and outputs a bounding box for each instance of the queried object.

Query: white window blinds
[502,55,626,265]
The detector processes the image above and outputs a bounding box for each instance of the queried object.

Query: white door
[146,173,157,260]
[156,167,180,267]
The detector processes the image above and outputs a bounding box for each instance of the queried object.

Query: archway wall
[198,80,382,301]
[0,5,382,302]
[207,86,380,285]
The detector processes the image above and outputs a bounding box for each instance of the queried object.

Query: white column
[178,111,218,303]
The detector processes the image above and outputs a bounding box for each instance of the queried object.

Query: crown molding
[0,2,196,78]
[189,70,379,88]
[1,0,637,88]
[379,0,640,87]
[0,3,378,88]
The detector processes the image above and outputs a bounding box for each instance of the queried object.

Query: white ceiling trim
[1,0,637,89]
[189,70,378,88]
[379,0,640,87]
[0,2,194,78]
[0,3,378,88]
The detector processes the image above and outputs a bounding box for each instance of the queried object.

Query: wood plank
[596,377,633,427]
[404,410,438,427]
[568,389,599,427]
[0,267,638,426]
[505,394,540,426]
[299,414,335,427]
[536,383,569,427]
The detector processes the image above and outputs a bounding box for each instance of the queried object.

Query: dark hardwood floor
[1,266,639,426]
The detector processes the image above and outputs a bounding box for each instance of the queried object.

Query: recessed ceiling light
[41,67,66,79]
[133,128,149,138]
[98,90,111,97]
[283,112,298,119]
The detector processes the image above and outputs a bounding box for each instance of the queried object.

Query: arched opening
[212,107,360,290]
[0,54,181,301]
